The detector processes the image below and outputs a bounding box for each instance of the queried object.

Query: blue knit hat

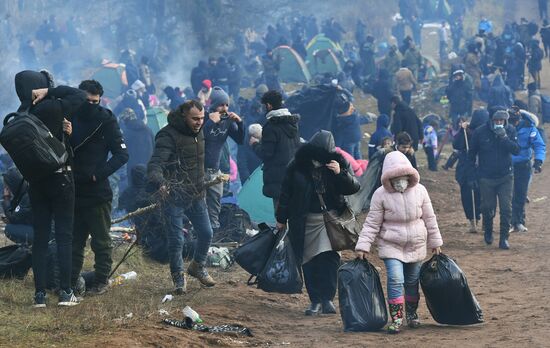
[209,86,230,111]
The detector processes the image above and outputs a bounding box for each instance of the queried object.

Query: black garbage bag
[338,259,388,331]
[420,254,484,325]
[0,244,32,279]
[256,228,302,294]
[233,223,277,278]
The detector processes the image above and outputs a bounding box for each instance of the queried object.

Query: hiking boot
[468,220,477,233]
[513,224,528,233]
[87,281,109,296]
[321,300,336,314]
[172,272,187,295]
[304,302,321,316]
[73,275,86,297]
[187,261,216,287]
[388,303,404,334]
[33,291,47,308]
[405,301,421,328]
[58,289,80,306]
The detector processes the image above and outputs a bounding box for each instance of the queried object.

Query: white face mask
[312,160,323,168]
[391,178,409,193]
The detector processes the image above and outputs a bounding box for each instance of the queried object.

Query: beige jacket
[395,68,417,92]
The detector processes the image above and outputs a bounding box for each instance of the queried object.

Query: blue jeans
[4,224,34,245]
[340,142,362,160]
[383,258,421,304]
[166,198,213,274]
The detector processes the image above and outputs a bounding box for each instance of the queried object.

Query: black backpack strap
[8,178,27,213]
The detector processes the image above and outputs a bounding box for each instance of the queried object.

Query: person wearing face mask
[276,130,360,316]
[468,109,520,249]
[355,151,443,334]
[69,80,129,295]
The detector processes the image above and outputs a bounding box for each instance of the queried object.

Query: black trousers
[28,172,75,293]
[302,251,340,303]
[459,182,481,221]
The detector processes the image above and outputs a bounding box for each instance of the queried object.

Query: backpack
[541,95,550,123]
[0,109,68,182]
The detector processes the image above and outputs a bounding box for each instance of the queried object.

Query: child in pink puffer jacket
[355,151,443,334]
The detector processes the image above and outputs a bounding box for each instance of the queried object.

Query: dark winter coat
[446,76,474,117]
[147,112,206,203]
[190,61,209,96]
[487,75,514,110]
[469,121,520,179]
[1,167,32,225]
[276,131,360,264]
[371,71,393,116]
[391,101,423,150]
[120,118,155,183]
[368,114,392,159]
[70,104,129,208]
[252,109,301,199]
[453,109,489,185]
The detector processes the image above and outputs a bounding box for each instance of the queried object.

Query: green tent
[307,48,342,77]
[273,45,311,84]
[146,107,168,135]
[237,167,275,225]
[306,34,343,58]
[90,65,126,99]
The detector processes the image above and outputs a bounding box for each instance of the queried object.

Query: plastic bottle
[183,306,203,323]
[109,271,137,286]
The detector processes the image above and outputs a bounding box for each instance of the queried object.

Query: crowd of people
[0,0,548,336]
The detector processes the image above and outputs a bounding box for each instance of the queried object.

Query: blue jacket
[368,114,392,159]
[203,116,244,170]
[512,116,546,164]
[469,121,520,179]
[334,112,362,147]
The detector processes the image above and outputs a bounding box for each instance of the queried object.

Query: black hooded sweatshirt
[15,70,86,145]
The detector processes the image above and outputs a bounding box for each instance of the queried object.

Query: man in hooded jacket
[14,70,86,307]
[250,90,301,208]
[469,109,520,249]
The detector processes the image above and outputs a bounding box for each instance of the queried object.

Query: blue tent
[237,167,275,225]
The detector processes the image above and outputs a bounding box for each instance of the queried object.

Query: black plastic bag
[338,259,388,331]
[257,228,302,294]
[0,244,32,279]
[420,254,483,325]
[233,223,277,277]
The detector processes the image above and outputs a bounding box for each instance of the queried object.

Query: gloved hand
[494,126,507,139]
[534,159,543,173]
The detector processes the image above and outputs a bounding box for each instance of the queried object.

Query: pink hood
[381,151,420,192]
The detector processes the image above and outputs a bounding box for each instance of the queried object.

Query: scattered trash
[183,305,203,324]
[109,271,137,286]
[206,247,233,269]
[162,294,173,303]
[126,313,133,319]
[532,196,547,203]
[159,309,169,316]
[245,229,259,237]
[163,317,253,337]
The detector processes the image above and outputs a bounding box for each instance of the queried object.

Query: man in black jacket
[390,96,423,151]
[469,109,520,249]
[14,70,86,307]
[250,90,301,208]
[70,80,129,294]
[147,100,216,294]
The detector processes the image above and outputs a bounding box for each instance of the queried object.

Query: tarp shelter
[90,61,128,99]
[286,84,350,140]
[273,45,311,84]
[146,107,168,135]
[237,167,275,225]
